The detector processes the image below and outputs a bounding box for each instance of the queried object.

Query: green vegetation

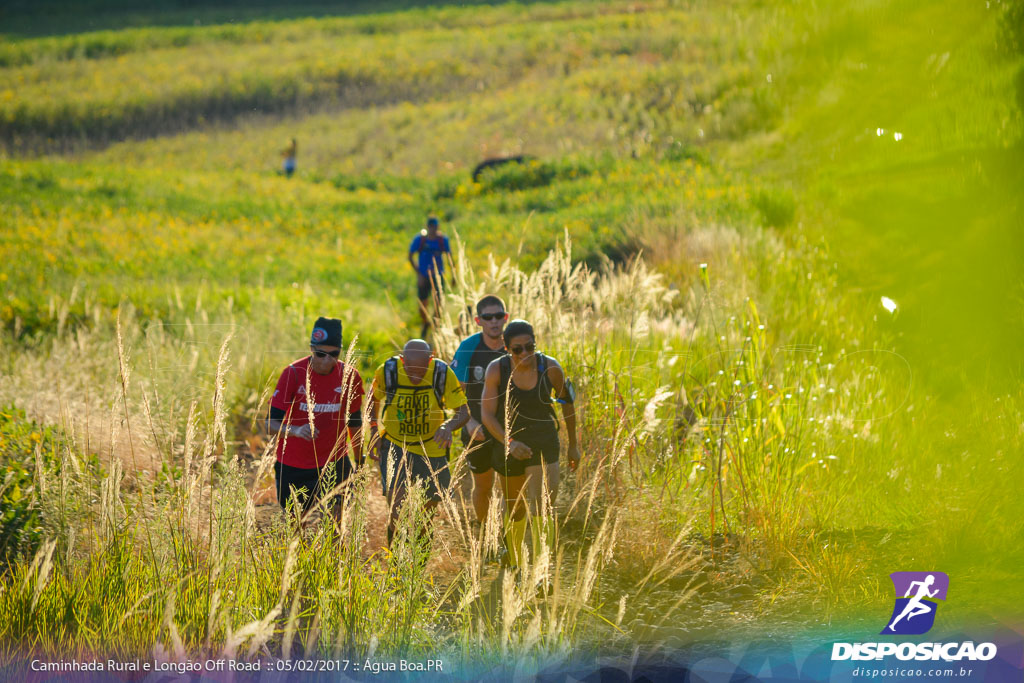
[0,406,74,563]
[0,0,1020,669]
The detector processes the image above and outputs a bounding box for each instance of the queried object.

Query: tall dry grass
[0,239,705,671]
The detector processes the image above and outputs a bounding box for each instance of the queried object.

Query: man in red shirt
[266,317,364,519]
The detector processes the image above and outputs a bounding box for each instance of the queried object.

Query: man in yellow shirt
[368,339,468,545]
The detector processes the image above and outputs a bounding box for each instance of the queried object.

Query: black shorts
[492,434,560,477]
[378,438,452,502]
[462,438,496,474]
[274,459,354,512]
[417,273,444,300]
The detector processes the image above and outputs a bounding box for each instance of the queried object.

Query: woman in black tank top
[480,320,579,571]
[494,352,560,444]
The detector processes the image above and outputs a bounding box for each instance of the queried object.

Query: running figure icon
[886,574,939,632]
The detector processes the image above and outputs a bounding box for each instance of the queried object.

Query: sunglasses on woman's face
[312,349,341,359]
[479,312,506,321]
[509,342,536,355]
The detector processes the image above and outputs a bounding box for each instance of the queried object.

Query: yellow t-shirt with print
[374,358,466,458]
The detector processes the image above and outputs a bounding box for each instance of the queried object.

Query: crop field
[0,0,1021,678]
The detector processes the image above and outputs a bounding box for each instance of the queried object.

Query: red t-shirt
[270,357,364,469]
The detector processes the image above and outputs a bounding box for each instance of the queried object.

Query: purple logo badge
[311,327,328,344]
[882,572,949,635]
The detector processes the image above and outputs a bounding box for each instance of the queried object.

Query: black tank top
[494,354,559,442]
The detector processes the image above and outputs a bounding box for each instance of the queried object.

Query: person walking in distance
[281,137,297,178]
[408,216,453,337]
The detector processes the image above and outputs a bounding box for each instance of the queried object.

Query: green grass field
[1,0,1021,672]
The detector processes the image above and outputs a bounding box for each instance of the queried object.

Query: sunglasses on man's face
[312,349,341,359]
[478,312,506,322]
[509,342,536,355]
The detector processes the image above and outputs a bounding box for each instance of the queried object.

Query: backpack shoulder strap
[417,229,428,252]
[536,352,554,401]
[537,354,561,416]
[383,356,400,413]
[431,359,448,408]
[498,355,512,391]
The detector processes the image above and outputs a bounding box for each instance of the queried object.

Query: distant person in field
[368,338,469,546]
[451,295,509,532]
[480,320,579,570]
[266,317,364,522]
[281,137,297,178]
[408,216,453,337]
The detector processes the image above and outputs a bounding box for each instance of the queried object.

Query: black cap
[310,317,342,347]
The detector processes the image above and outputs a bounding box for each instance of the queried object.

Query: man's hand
[289,424,317,441]
[365,426,381,461]
[433,422,455,449]
[508,439,533,461]
[567,444,581,471]
[465,417,485,442]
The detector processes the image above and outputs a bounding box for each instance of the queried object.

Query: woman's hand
[567,444,581,471]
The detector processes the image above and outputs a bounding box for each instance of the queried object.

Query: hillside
[1,0,1021,674]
